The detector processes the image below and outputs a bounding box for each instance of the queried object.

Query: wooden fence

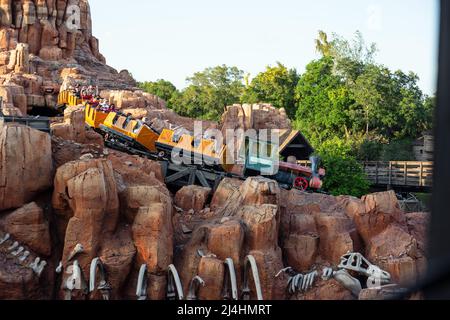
[298,160,433,188]
[362,161,433,188]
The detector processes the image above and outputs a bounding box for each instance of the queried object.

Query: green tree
[241,62,299,118]
[317,138,370,197]
[171,65,245,120]
[294,57,354,145]
[139,80,178,104]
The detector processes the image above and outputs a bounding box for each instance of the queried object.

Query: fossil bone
[197,249,217,259]
[64,260,88,300]
[167,264,184,300]
[11,246,24,256]
[0,233,10,245]
[89,257,111,300]
[242,255,263,300]
[67,243,84,262]
[56,261,63,274]
[222,258,238,300]
[338,252,391,287]
[279,268,318,294]
[33,260,47,277]
[136,264,148,301]
[8,241,19,251]
[29,257,41,269]
[187,276,205,300]
[333,269,363,297]
[19,251,30,262]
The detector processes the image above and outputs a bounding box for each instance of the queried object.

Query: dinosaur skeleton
[278,253,392,297]
[0,233,10,245]
[322,268,362,296]
[338,252,391,288]
[89,258,111,300]
[11,246,24,256]
[241,255,263,301]
[67,243,84,262]
[187,276,206,300]
[18,251,30,262]
[222,258,238,300]
[136,264,148,300]
[167,264,184,300]
[276,268,318,294]
[8,241,19,251]
[63,260,88,300]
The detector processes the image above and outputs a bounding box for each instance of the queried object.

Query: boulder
[295,278,354,300]
[356,191,407,243]
[314,213,355,264]
[132,201,173,274]
[97,225,136,300]
[52,159,120,282]
[0,202,51,256]
[0,124,53,211]
[197,257,225,300]
[238,204,279,252]
[51,106,104,146]
[175,186,211,212]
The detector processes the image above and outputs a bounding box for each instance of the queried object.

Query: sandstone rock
[0,253,41,299]
[197,257,225,300]
[132,200,173,274]
[106,150,164,186]
[0,202,51,256]
[52,159,119,283]
[210,178,243,212]
[206,220,244,266]
[295,278,354,300]
[356,191,406,243]
[0,124,53,211]
[283,234,319,272]
[315,213,354,264]
[51,105,104,146]
[238,204,279,252]
[98,225,136,300]
[174,186,211,212]
[368,224,419,286]
[406,212,429,252]
[248,249,286,300]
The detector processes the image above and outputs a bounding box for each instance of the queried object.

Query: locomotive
[59,90,325,191]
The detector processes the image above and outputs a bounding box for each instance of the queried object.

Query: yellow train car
[85,104,109,130]
[156,129,231,170]
[57,90,83,107]
[100,112,159,153]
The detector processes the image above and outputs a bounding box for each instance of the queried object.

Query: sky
[89,0,439,95]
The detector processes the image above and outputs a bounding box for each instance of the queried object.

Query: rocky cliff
[0,0,430,301]
[0,0,138,116]
[0,117,429,299]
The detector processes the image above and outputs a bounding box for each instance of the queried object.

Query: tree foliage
[316,138,370,197]
[170,65,245,120]
[139,79,178,104]
[241,62,299,118]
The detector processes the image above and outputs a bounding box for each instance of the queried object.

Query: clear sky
[90,0,439,95]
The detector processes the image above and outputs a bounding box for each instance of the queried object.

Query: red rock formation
[51,105,104,145]
[0,123,53,211]
[0,202,51,256]
[0,0,137,115]
[175,186,211,212]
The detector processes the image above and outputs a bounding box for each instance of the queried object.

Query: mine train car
[57,89,99,110]
[84,104,325,191]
